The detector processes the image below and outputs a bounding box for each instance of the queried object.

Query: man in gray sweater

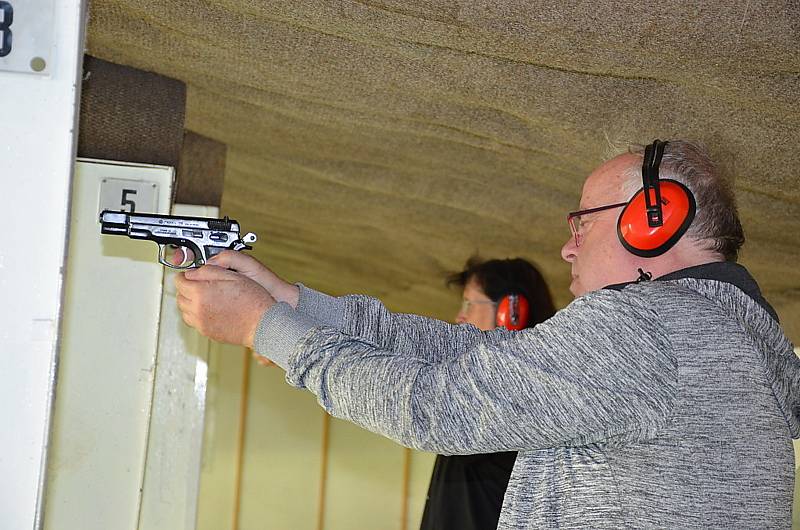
[175,140,799,528]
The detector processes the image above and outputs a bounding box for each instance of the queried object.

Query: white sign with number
[99,177,160,215]
[0,0,56,75]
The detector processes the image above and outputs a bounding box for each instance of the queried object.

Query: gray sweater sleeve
[293,284,501,364]
[254,286,677,454]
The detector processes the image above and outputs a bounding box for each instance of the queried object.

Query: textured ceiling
[86,1,800,342]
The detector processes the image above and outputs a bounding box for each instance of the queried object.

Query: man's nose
[455,311,467,324]
[561,236,577,263]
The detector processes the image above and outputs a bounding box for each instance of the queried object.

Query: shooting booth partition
[43,55,437,530]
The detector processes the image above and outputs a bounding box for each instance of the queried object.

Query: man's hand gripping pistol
[99,210,257,269]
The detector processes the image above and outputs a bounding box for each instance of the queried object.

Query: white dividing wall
[0,1,86,528]
[44,160,173,530]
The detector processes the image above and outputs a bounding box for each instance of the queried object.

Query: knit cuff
[253,302,318,370]
[296,283,345,330]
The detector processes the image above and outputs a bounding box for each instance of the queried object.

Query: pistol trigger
[179,246,196,268]
[158,244,199,269]
[157,244,170,267]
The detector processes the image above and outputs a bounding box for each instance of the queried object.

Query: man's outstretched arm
[175,262,676,455]
[191,250,506,365]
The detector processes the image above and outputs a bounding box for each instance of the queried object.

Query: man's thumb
[184,263,235,281]
[208,249,245,269]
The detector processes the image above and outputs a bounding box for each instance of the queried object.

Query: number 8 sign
[0,1,12,58]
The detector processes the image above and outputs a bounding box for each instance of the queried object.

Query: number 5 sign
[99,178,160,215]
[0,0,56,74]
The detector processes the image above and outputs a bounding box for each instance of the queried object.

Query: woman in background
[420,256,556,530]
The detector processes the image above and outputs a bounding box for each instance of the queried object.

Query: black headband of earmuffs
[642,139,668,228]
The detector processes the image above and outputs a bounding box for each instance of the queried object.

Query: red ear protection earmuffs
[617,140,696,258]
[495,294,530,331]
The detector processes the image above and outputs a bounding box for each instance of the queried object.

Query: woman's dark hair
[447,255,556,327]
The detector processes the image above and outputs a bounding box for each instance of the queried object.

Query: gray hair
[621,140,745,261]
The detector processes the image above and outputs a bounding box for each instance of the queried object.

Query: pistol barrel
[99,210,130,235]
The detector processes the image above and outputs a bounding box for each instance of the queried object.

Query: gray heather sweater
[254,264,799,528]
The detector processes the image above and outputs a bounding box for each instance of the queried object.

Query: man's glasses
[567,201,628,246]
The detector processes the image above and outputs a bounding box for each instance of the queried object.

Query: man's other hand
[175,264,275,348]
[207,250,299,308]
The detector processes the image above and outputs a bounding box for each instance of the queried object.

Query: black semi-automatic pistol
[99,210,258,269]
